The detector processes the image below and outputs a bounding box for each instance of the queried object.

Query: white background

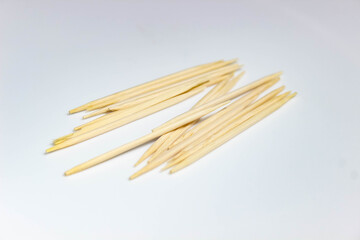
[1,0,359,239]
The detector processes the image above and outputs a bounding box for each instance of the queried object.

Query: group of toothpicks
[46,59,296,180]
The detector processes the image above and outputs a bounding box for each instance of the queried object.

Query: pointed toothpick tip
[69,106,85,114]
[134,155,149,167]
[68,109,77,114]
[45,147,54,153]
[129,170,142,180]
[129,174,137,180]
[64,166,79,176]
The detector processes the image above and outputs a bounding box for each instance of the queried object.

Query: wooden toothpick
[68,60,222,114]
[170,92,297,174]
[129,82,276,180]
[137,72,243,166]
[63,100,231,175]
[163,86,287,171]
[75,59,238,112]
[152,72,282,133]
[48,85,222,153]
[54,73,235,145]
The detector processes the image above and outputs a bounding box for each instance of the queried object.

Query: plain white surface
[1,0,360,239]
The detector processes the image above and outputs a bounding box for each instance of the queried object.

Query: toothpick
[132,77,226,166]
[67,81,210,139]
[169,79,281,148]
[56,73,235,144]
[163,85,286,170]
[152,72,282,133]
[73,68,238,132]
[170,92,297,173]
[128,82,275,180]
[148,73,254,162]
[48,85,218,153]
[81,59,239,112]
[68,60,223,114]
[108,64,240,112]
[63,100,230,175]
[79,66,238,134]
[140,72,243,165]
[82,64,239,119]
[73,73,234,132]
